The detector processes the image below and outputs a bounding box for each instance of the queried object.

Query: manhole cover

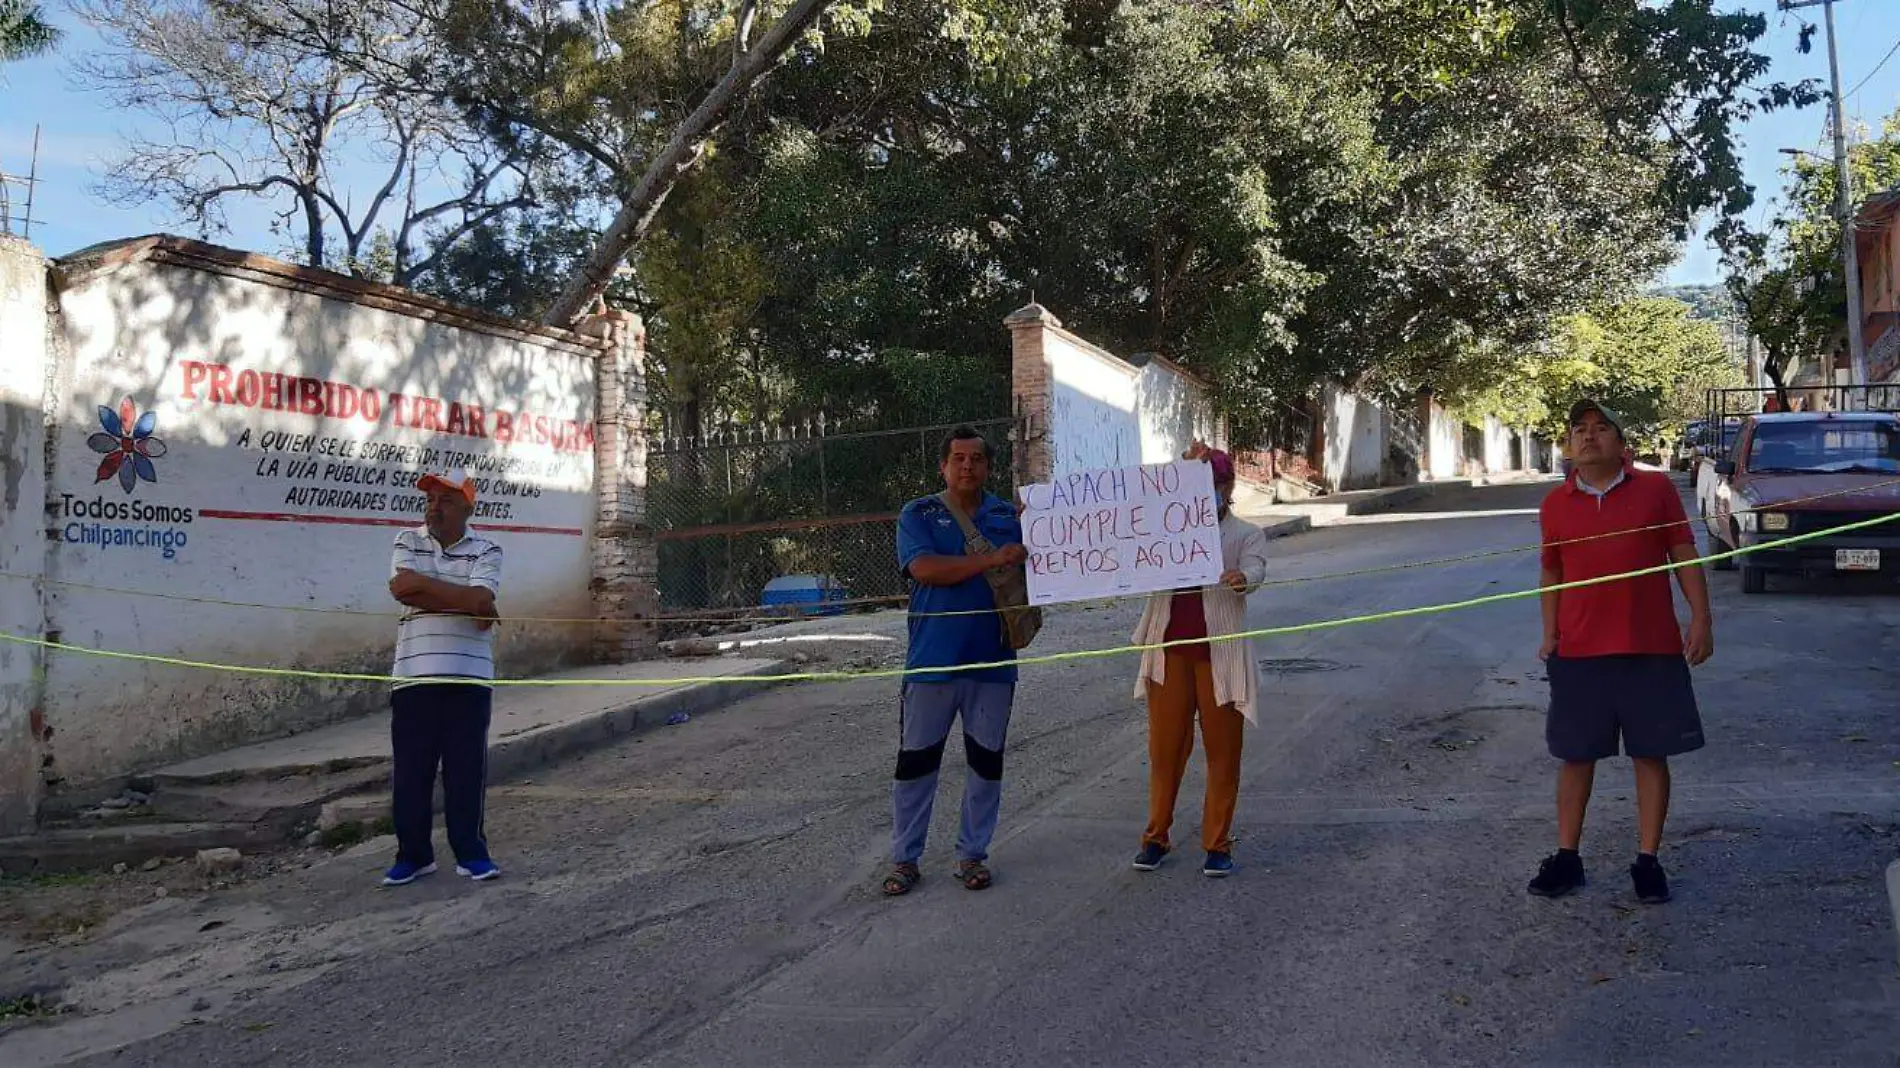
[1256,657,1347,674]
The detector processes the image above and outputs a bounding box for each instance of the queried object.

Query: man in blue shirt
[882,426,1025,896]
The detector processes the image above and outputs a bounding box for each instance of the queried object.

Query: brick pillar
[1005,302,1057,485]
[581,310,659,663]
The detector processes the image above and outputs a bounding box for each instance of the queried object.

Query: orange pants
[1143,652,1245,853]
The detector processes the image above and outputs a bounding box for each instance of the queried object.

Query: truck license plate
[1836,549,1880,571]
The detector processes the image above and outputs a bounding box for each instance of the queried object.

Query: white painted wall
[1427,402,1461,479]
[1322,386,1385,491]
[0,239,49,830]
[40,256,600,785]
[1481,416,1513,473]
[1022,313,1228,482]
[1136,360,1224,464]
[1045,328,1140,477]
[1530,435,1556,472]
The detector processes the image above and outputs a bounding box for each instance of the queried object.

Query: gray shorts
[1546,654,1705,762]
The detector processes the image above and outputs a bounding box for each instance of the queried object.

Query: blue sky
[1665,0,1900,285]
[3,2,1898,287]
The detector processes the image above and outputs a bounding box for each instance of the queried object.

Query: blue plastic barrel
[760,574,847,616]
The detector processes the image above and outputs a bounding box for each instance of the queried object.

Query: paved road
[11,479,1900,1066]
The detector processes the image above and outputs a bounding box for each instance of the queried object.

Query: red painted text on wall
[179,360,594,453]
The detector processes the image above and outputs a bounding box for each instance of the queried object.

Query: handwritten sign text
[1019,460,1222,606]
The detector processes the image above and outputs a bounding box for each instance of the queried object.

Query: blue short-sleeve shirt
[896,492,1022,684]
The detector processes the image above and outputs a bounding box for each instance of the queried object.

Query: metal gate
[1383,399,1425,485]
[646,416,1026,614]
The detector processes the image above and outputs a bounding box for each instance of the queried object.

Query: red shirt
[1539,465,1694,658]
[1163,589,1211,662]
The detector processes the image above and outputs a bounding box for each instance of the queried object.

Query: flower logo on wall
[88,397,167,493]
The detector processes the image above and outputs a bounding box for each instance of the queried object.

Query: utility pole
[1781,0,1867,389]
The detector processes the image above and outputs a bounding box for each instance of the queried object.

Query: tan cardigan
[1130,513,1271,725]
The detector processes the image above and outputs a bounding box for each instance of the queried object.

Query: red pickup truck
[1694,411,1900,593]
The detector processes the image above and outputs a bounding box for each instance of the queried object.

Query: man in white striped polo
[382,469,504,887]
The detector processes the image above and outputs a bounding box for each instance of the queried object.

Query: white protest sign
[1018,460,1223,606]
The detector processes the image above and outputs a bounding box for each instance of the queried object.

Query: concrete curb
[316,659,800,836]
[1248,479,1453,527]
[14,660,796,869]
[1238,472,1546,531]
[0,821,283,876]
[484,659,793,783]
[1255,515,1312,540]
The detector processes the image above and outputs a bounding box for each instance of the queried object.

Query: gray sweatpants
[890,679,1014,865]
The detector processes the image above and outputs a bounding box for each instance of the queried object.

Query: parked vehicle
[1675,419,1738,472]
[1694,411,1900,593]
[1673,421,1705,471]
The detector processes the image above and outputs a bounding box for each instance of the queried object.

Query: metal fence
[1701,384,1900,463]
[1384,399,1424,484]
[1232,402,1320,487]
[646,416,1024,614]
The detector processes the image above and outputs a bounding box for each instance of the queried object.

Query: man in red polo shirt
[1530,400,1713,904]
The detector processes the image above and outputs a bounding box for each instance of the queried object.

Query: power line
[1845,35,1900,101]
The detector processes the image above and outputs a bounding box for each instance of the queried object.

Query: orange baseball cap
[416,468,477,503]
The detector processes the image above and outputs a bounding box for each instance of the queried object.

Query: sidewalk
[3,474,1559,875]
[0,658,795,873]
[1234,471,1550,531]
[1233,479,1457,529]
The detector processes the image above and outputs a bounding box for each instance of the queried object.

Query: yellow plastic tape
[4,475,1894,626]
[2,512,1890,687]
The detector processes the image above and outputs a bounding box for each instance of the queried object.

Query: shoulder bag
[936,493,1043,651]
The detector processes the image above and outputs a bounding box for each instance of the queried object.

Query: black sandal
[954,859,992,891]
[881,862,921,896]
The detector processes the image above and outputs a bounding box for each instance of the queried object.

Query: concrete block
[318,796,385,831]
[194,847,243,874]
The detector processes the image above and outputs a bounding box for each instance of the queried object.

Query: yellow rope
[3,473,1889,624]
[3,512,1888,687]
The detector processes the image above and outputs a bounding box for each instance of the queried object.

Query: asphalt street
[10,478,1899,1067]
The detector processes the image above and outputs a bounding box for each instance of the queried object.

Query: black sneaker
[1528,851,1585,898]
[1132,843,1168,872]
[1631,855,1671,904]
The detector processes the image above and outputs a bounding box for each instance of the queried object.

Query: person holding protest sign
[1129,445,1269,877]
[882,426,1030,896]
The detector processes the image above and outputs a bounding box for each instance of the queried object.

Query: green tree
[396,0,843,325]
[634,165,774,435]
[713,0,1802,436]
[0,0,58,64]
[1460,297,1742,453]
[372,1,1810,439]
[1725,107,1900,398]
[1654,284,1737,324]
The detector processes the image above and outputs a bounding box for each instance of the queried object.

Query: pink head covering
[1204,448,1235,483]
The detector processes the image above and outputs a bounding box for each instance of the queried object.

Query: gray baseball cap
[1566,399,1624,437]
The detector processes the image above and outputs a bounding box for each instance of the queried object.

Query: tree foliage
[1653,283,1737,324]
[55,0,1813,440]
[1,0,58,64]
[676,0,1804,437]
[1725,107,1900,394]
[1458,297,1743,452]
